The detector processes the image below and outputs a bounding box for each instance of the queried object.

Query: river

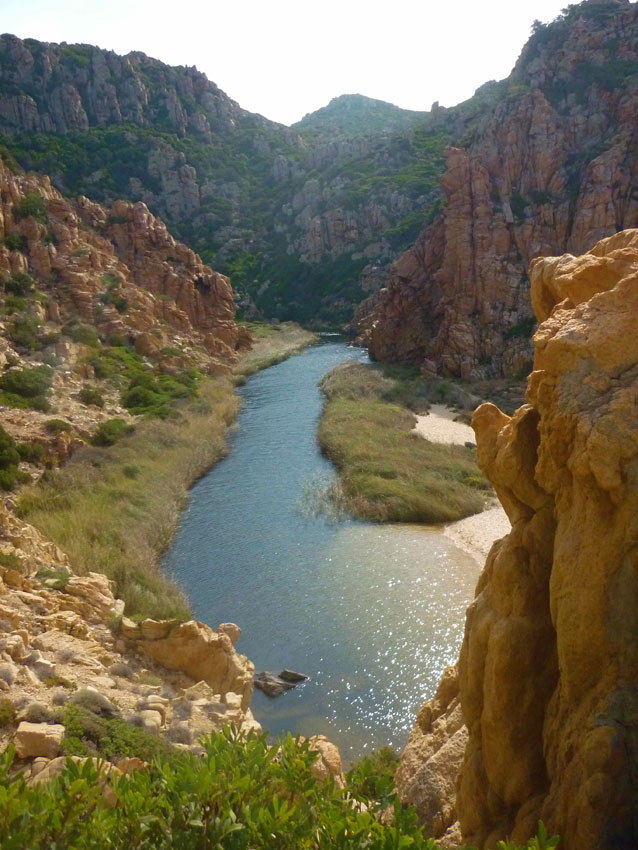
[164,340,480,761]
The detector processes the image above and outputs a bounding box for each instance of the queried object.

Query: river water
[164,341,480,760]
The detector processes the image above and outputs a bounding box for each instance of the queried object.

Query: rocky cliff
[0,38,452,324]
[396,228,638,849]
[359,0,638,379]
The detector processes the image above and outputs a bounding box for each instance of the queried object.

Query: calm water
[165,341,480,760]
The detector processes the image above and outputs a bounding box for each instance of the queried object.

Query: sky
[0,0,573,125]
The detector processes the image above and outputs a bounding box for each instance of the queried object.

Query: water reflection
[165,342,479,760]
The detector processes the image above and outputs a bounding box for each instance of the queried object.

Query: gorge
[0,0,637,848]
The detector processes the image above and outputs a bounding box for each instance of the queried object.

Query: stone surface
[306,735,346,790]
[254,671,295,697]
[395,666,467,839]
[14,722,65,759]
[129,619,254,710]
[403,229,638,850]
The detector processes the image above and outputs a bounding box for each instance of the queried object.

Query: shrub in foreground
[0,730,559,850]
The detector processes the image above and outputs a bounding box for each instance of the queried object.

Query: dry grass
[234,322,318,378]
[18,379,238,621]
[318,362,491,524]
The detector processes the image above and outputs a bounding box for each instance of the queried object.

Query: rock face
[120,618,254,711]
[0,37,447,323]
[359,0,638,379]
[398,228,638,849]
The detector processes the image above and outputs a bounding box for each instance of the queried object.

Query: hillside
[357,0,638,378]
[0,37,456,325]
[293,93,431,139]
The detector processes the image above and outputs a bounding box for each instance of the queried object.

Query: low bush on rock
[78,385,105,407]
[0,365,52,411]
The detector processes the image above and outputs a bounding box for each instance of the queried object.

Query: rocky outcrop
[360,0,638,378]
[0,497,261,759]
[398,228,638,849]
[120,618,254,711]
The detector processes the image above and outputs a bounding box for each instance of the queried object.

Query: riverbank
[233,322,318,378]
[18,323,317,621]
[410,404,511,561]
[317,362,491,523]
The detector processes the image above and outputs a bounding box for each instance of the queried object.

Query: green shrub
[12,192,47,222]
[17,442,45,463]
[7,313,41,351]
[0,365,52,398]
[2,234,27,252]
[0,731,560,849]
[0,425,20,491]
[5,271,34,296]
[347,745,400,803]
[91,418,134,446]
[45,418,72,433]
[3,293,28,313]
[121,370,200,417]
[36,568,70,591]
[0,698,16,728]
[43,675,76,690]
[78,386,105,407]
[70,324,100,347]
[0,550,22,571]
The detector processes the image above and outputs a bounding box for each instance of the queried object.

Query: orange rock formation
[398,229,638,849]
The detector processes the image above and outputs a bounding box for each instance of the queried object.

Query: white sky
[0,0,571,125]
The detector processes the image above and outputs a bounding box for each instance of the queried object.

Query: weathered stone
[132,620,254,710]
[14,722,65,759]
[406,229,638,850]
[254,671,294,697]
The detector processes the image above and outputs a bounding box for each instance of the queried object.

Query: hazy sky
[1,0,572,125]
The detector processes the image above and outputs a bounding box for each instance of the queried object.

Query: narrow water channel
[164,341,480,760]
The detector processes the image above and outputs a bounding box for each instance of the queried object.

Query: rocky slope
[358,0,638,379]
[0,38,455,324]
[0,496,261,758]
[396,227,638,849]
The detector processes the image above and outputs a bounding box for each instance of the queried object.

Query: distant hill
[293,94,431,139]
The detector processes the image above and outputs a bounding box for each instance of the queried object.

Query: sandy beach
[413,405,511,564]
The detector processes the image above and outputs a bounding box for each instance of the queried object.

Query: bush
[17,442,45,463]
[0,550,22,571]
[36,568,70,591]
[0,698,16,728]
[70,324,100,347]
[78,386,104,407]
[0,426,20,491]
[0,365,52,398]
[7,313,41,351]
[91,418,134,446]
[5,271,34,296]
[0,664,16,686]
[45,418,72,433]
[69,688,118,718]
[0,730,561,849]
[2,234,28,253]
[12,192,47,222]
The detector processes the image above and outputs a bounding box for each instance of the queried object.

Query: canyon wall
[397,228,638,849]
[360,0,638,379]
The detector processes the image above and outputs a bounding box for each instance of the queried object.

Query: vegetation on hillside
[317,362,490,523]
